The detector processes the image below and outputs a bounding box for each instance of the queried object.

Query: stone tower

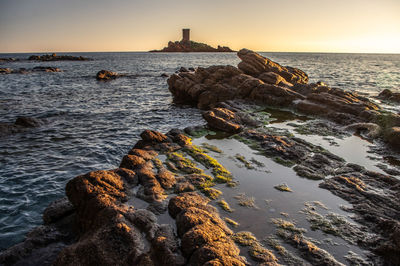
[182,29,190,42]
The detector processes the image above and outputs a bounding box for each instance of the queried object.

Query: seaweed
[217,199,233,212]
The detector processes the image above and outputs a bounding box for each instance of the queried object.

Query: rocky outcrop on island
[151,40,235,53]
[28,53,90,61]
[0,66,62,74]
[0,117,45,137]
[167,48,400,148]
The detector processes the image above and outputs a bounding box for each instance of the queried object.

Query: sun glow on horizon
[0,0,399,54]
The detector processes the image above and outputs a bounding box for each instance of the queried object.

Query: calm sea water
[0,52,399,250]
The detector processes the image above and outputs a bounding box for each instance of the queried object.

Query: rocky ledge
[167,48,400,149]
[150,40,235,53]
[28,53,90,61]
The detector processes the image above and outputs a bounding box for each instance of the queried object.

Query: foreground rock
[0,116,45,137]
[28,53,90,61]
[0,129,250,265]
[96,70,121,80]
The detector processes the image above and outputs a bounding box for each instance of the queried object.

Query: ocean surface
[0,52,399,250]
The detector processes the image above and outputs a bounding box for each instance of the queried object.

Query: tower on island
[182,28,190,42]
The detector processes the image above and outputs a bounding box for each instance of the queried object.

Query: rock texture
[0,130,249,265]
[320,171,400,265]
[378,89,400,103]
[167,49,400,148]
[96,70,121,80]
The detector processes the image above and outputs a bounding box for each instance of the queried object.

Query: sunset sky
[0,0,399,53]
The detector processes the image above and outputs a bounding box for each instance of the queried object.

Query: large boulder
[237,48,309,84]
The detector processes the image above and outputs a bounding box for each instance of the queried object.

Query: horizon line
[1,50,400,55]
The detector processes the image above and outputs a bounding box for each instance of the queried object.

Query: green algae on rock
[201,142,223,153]
[234,193,257,208]
[232,231,278,265]
[224,217,240,227]
[202,187,222,200]
[274,183,293,192]
[218,199,234,212]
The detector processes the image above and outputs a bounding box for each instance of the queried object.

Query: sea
[0,52,399,250]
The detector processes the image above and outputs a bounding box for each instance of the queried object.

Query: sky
[0,0,399,53]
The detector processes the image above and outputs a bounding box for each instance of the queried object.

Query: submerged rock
[0,116,44,137]
[0,67,62,74]
[320,171,400,264]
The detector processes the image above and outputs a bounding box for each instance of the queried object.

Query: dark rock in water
[1,67,62,74]
[188,67,195,71]
[42,198,75,225]
[0,57,18,62]
[0,116,44,137]
[161,73,169,77]
[28,54,90,61]
[378,89,400,103]
[96,70,120,80]
[15,116,43,127]
[32,66,62,72]
[384,127,400,148]
[179,67,189,73]
[0,68,12,74]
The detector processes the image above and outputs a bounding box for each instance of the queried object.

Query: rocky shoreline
[1,49,399,265]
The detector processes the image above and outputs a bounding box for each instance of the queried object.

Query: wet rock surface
[96,69,121,80]
[320,172,400,265]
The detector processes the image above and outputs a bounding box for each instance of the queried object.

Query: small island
[150,29,235,53]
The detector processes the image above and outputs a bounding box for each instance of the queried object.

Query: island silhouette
[150,29,235,52]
